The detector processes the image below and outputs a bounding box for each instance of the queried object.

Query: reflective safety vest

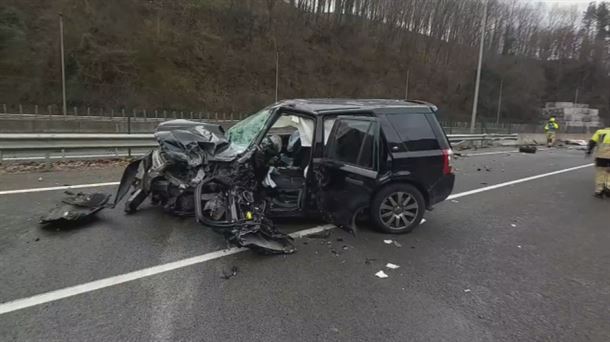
[545,121,559,132]
[592,128,610,159]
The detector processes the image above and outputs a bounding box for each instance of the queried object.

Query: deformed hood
[154,119,239,165]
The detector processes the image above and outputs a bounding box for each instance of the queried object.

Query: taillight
[442,149,453,175]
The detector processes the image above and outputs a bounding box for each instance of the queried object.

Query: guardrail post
[2,104,6,113]
[155,110,158,119]
[111,109,114,117]
[0,150,3,162]
[215,112,218,121]
[34,105,38,114]
[190,111,193,119]
[19,104,23,114]
[73,106,77,115]
[87,107,91,116]
[143,109,147,121]
[121,108,125,117]
[61,149,66,159]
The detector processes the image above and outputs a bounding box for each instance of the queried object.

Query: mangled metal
[40,191,111,224]
[113,119,295,254]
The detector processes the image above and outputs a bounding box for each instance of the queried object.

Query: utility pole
[496,78,503,125]
[405,69,410,100]
[470,0,488,134]
[59,13,67,116]
[274,52,279,103]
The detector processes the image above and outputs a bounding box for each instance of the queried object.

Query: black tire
[370,183,425,234]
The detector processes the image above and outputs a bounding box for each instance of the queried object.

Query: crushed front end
[114,119,295,254]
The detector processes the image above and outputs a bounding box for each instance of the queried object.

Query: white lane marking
[448,163,593,200]
[0,163,595,314]
[0,182,119,196]
[0,224,336,315]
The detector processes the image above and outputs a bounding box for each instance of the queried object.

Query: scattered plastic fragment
[221,266,239,280]
[383,239,393,244]
[510,223,517,227]
[464,289,471,293]
[519,145,537,154]
[420,218,427,224]
[37,177,43,182]
[375,270,389,278]
[451,200,459,203]
[40,192,111,225]
[517,245,522,249]
[393,241,402,248]
[386,263,400,269]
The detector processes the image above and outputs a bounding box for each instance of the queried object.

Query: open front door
[313,116,380,229]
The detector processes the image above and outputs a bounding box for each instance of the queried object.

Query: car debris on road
[519,145,537,154]
[40,191,111,225]
[39,99,456,255]
[375,270,389,278]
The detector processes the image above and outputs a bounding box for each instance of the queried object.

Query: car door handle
[345,176,364,186]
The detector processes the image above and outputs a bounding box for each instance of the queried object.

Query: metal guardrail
[0,133,519,161]
[448,134,518,143]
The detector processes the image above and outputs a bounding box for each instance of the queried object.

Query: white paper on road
[386,263,400,269]
[375,271,389,278]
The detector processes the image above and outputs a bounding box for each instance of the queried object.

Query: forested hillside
[0,0,609,123]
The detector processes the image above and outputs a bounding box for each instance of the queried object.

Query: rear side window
[386,113,440,151]
[326,119,376,169]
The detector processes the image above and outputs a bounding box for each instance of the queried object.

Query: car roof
[276,98,435,115]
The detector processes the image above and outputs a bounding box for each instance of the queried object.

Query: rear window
[386,113,440,151]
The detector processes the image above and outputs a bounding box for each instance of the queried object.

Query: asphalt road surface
[0,148,608,342]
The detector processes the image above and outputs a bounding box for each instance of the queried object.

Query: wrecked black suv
[115,99,455,253]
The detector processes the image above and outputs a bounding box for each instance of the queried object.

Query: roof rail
[408,99,438,112]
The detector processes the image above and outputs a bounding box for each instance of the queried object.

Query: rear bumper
[428,173,455,206]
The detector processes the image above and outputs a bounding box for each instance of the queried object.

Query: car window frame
[323,116,380,173]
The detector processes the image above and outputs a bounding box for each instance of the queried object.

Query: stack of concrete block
[543,102,601,128]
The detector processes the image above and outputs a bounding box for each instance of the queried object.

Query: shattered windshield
[227,108,272,153]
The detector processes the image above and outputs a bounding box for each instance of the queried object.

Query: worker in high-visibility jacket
[586,127,610,198]
[544,116,559,147]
